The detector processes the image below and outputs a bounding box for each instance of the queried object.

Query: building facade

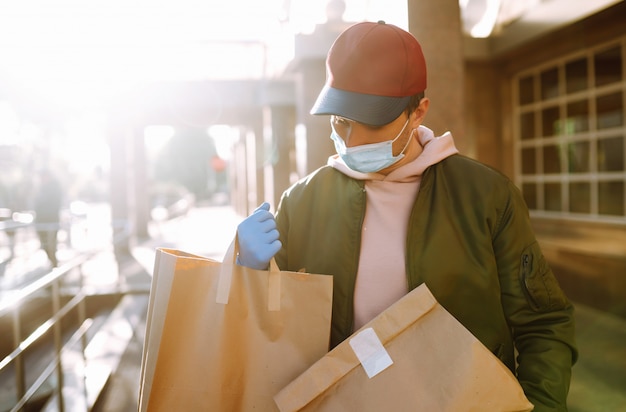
[462,2,626,316]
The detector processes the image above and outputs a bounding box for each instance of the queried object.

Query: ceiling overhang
[462,0,623,59]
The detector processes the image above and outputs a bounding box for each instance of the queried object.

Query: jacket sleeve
[493,180,578,412]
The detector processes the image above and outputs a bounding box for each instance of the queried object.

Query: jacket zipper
[349,183,367,335]
[405,167,431,290]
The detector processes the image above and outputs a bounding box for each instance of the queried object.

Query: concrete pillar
[245,127,258,213]
[408,1,472,156]
[230,113,266,217]
[298,60,335,175]
[292,21,350,176]
[108,121,151,253]
[133,127,149,239]
[232,128,249,217]
[266,105,296,206]
[251,123,266,212]
[108,117,132,256]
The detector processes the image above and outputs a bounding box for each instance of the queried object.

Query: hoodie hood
[328,125,459,182]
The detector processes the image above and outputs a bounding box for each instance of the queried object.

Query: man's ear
[411,97,430,127]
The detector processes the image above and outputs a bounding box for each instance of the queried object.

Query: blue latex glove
[236,202,282,270]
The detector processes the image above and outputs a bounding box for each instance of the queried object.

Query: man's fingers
[253,210,275,223]
[265,229,280,243]
[253,202,271,213]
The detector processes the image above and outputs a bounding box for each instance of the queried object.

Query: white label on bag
[349,327,393,378]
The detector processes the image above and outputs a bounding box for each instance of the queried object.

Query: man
[237,21,577,411]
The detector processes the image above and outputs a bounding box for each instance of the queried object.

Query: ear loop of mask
[396,126,415,156]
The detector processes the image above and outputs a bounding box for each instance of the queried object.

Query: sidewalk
[569,304,626,411]
[98,205,626,412]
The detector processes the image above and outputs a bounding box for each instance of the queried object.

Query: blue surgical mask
[330,118,410,173]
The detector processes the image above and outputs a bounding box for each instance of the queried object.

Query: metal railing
[0,220,135,412]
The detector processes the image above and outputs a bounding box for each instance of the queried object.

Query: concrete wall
[408,0,471,156]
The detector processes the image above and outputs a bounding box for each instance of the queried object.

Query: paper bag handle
[216,236,282,311]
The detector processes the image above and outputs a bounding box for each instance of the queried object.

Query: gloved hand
[236,202,282,270]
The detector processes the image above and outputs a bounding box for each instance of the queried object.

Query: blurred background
[0,0,625,411]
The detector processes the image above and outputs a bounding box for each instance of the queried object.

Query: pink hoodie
[327,126,459,330]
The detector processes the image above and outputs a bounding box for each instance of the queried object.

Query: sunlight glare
[61,114,110,174]
[0,0,408,183]
[208,125,240,161]
[0,102,20,144]
[0,0,408,110]
[470,0,501,38]
[144,125,176,157]
[0,0,287,109]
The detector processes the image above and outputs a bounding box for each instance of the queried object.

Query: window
[566,58,588,93]
[515,40,626,221]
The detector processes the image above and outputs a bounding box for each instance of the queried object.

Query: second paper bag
[139,240,333,412]
[274,284,534,412]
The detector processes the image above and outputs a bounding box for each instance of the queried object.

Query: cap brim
[310,85,411,126]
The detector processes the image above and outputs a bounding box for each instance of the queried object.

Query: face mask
[330,118,410,173]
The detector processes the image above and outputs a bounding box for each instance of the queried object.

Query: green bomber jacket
[274,154,578,411]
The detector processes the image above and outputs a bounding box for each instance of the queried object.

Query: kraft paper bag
[274,284,534,412]
[138,238,333,412]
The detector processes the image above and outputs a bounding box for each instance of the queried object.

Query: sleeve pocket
[519,242,569,312]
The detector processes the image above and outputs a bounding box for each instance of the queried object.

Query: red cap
[311,21,427,126]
